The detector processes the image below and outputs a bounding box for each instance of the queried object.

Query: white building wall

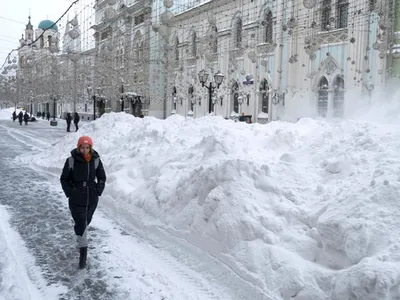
[154,0,386,122]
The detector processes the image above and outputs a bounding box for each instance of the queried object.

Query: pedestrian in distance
[66,113,72,132]
[60,136,106,269]
[23,111,29,125]
[12,111,16,122]
[18,111,23,125]
[46,112,50,121]
[73,112,80,132]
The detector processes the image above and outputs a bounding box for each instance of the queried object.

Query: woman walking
[60,136,106,268]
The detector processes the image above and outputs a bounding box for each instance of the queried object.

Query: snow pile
[20,111,400,299]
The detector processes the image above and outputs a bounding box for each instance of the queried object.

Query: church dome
[38,20,58,32]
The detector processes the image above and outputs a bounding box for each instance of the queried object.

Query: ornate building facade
[150,0,392,122]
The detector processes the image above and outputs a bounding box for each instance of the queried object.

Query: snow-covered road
[0,119,236,300]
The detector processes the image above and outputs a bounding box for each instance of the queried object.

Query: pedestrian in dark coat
[73,112,80,131]
[18,111,23,125]
[23,112,29,125]
[66,113,72,132]
[12,111,16,121]
[46,112,50,121]
[60,136,106,269]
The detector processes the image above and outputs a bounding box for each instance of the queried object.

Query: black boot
[79,247,88,269]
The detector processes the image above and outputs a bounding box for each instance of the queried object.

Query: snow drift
[14,107,400,299]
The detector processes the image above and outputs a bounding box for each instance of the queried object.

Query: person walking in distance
[73,112,80,131]
[66,113,72,132]
[23,111,29,125]
[60,136,106,268]
[18,111,23,125]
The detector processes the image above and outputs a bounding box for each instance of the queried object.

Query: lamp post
[30,99,33,117]
[198,69,224,114]
[50,94,59,126]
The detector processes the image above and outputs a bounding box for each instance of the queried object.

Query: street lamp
[87,85,102,121]
[50,94,59,126]
[198,69,224,114]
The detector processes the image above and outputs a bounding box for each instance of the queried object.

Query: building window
[318,76,329,117]
[333,76,345,117]
[134,31,143,63]
[172,86,177,110]
[264,10,273,43]
[231,81,239,113]
[188,84,194,111]
[234,18,242,49]
[321,0,331,31]
[134,14,145,25]
[101,31,108,40]
[175,37,179,62]
[191,32,197,58]
[337,0,348,29]
[369,0,376,11]
[259,78,269,113]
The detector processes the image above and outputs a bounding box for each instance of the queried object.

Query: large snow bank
[20,109,400,299]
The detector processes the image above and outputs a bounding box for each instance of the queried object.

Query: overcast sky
[0,0,78,70]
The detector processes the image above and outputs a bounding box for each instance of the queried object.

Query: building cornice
[172,0,232,22]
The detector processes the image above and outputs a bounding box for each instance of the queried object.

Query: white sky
[0,0,81,68]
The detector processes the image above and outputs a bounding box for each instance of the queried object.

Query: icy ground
[1,105,400,300]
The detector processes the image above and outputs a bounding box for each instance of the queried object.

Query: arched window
[321,0,331,31]
[263,10,273,43]
[259,78,269,113]
[318,77,329,117]
[234,17,242,49]
[333,76,345,117]
[191,32,197,58]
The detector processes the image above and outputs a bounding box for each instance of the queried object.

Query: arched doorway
[333,76,345,117]
[318,77,329,117]
[231,81,239,113]
[259,78,269,113]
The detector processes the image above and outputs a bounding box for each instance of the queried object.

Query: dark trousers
[66,122,71,132]
[69,203,97,236]
[74,122,79,131]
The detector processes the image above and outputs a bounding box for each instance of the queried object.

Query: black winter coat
[60,149,106,206]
